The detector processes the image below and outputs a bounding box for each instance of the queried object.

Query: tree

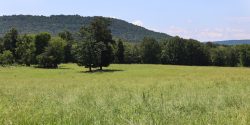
[141,37,161,64]
[76,17,114,71]
[161,37,186,65]
[37,38,66,68]
[122,43,142,64]
[15,34,36,66]
[224,47,239,67]
[238,45,250,67]
[0,38,4,53]
[184,39,210,66]
[0,50,14,66]
[131,44,142,63]
[3,28,19,55]
[90,17,114,70]
[75,38,105,72]
[116,39,125,63]
[35,32,51,55]
[210,47,226,66]
[59,31,74,63]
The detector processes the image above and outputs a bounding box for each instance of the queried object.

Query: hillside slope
[214,40,250,45]
[0,15,171,42]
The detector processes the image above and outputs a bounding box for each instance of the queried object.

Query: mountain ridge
[214,40,250,45]
[0,15,171,42]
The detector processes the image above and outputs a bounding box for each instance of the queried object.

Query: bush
[0,50,14,66]
[36,54,56,68]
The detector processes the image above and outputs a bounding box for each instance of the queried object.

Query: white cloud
[132,20,144,26]
[229,16,250,23]
[165,26,191,39]
[108,16,118,19]
[165,26,250,42]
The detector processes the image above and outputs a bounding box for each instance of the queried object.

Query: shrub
[0,50,14,66]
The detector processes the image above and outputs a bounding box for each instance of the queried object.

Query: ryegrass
[0,64,250,125]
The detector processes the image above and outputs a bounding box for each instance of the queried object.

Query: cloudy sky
[1,0,250,41]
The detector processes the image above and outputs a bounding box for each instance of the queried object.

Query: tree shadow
[33,65,72,69]
[80,69,124,73]
[33,66,58,69]
[58,67,71,70]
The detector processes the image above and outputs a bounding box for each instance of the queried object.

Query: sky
[0,0,250,42]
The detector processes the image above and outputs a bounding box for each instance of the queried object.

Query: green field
[0,64,249,125]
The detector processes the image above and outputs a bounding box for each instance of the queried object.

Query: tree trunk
[100,66,102,70]
[89,66,92,72]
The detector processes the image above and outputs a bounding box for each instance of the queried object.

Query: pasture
[0,64,249,125]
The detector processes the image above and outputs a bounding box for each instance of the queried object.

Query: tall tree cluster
[116,37,250,67]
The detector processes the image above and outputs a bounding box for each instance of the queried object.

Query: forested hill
[214,40,250,45]
[0,15,171,42]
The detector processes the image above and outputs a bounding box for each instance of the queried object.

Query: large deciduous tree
[37,38,66,68]
[35,32,51,56]
[3,28,19,56]
[15,34,36,66]
[76,17,114,71]
[75,38,100,72]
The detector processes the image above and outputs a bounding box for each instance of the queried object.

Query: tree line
[1,17,250,71]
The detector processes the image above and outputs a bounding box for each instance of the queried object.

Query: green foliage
[75,39,99,71]
[210,46,239,67]
[224,47,239,67]
[90,17,114,69]
[35,32,51,55]
[59,31,75,63]
[210,47,226,66]
[37,38,66,68]
[0,15,171,42]
[161,37,210,66]
[58,30,74,41]
[238,45,250,66]
[116,39,125,63]
[3,28,19,54]
[141,37,161,64]
[76,17,114,71]
[184,39,210,65]
[0,37,4,53]
[123,43,142,64]
[161,37,187,65]
[15,34,36,66]
[0,50,14,65]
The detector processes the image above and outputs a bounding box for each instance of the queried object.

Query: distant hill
[214,40,250,45]
[0,15,171,42]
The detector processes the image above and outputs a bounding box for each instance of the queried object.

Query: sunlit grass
[0,64,249,124]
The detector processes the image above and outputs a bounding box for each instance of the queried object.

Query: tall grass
[0,64,249,125]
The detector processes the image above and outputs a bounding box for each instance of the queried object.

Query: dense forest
[0,15,170,42]
[1,17,250,71]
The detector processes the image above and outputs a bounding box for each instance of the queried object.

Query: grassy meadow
[0,64,250,125]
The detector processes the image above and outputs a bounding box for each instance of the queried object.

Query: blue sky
[0,0,250,41]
